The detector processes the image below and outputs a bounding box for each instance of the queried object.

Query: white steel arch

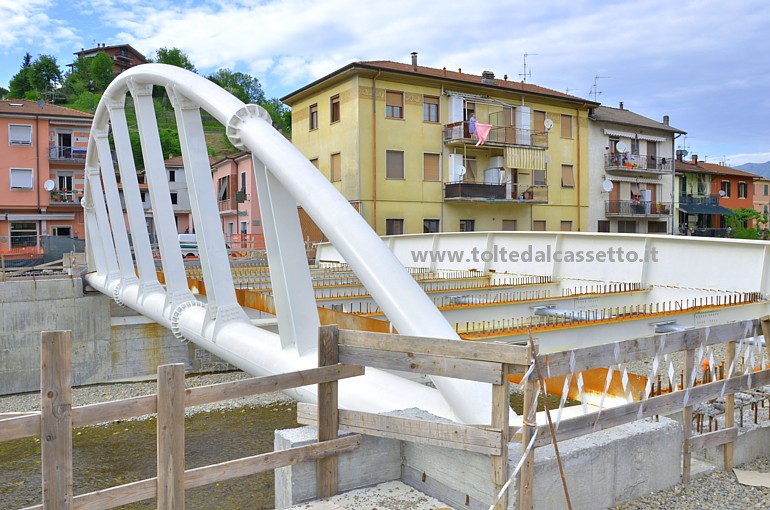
[83,64,491,424]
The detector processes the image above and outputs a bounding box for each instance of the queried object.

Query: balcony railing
[679,194,720,205]
[605,200,672,217]
[49,190,79,204]
[680,227,731,238]
[605,153,672,174]
[444,181,548,203]
[218,197,238,213]
[443,121,548,148]
[49,146,86,162]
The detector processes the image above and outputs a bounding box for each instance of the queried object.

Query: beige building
[281,54,598,235]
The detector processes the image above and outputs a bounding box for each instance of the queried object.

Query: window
[310,158,319,168]
[648,221,667,233]
[218,175,230,200]
[386,91,403,119]
[533,220,546,231]
[597,220,610,232]
[561,165,575,188]
[697,175,707,194]
[57,172,73,192]
[721,180,731,198]
[561,220,573,232]
[52,226,71,237]
[618,220,637,233]
[330,95,340,123]
[170,193,178,205]
[533,111,546,132]
[386,219,404,235]
[309,104,318,130]
[463,157,477,182]
[502,220,517,231]
[423,219,440,233]
[386,150,404,179]
[240,221,248,235]
[10,222,37,249]
[560,114,572,138]
[330,153,341,182]
[738,181,748,198]
[459,219,475,232]
[169,170,176,182]
[10,168,33,189]
[241,172,247,192]
[140,191,146,202]
[765,184,769,196]
[423,95,439,122]
[423,153,440,181]
[533,169,546,186]
[9,124,32,146]
[631,139,640,156]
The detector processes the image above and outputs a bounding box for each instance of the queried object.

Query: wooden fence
[0,330,363,510]
[3,317,770,509]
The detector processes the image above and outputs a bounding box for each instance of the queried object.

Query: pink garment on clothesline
[475,123,493,146]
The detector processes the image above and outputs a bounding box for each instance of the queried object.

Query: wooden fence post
[682,348,694,483]
[491,363,510,510]
[519,343,537,510]
[41,330,73,510]
[317,325,340,499]
[723,341,736,471]
[761,316,770,369]
[157,363,186,509]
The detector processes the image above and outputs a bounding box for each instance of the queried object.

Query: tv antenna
[589,75,609,102]
[520,53,538,83]
[565,87,579,95]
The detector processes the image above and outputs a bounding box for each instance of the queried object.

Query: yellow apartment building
[281,54,598,235]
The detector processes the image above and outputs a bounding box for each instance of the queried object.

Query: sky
[1,0,769,166]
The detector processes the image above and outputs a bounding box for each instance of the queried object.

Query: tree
[207,68,265,104]
[152,47,196,73]
[0,86,8,99]
[260,97,292,136]
[89,52,115,91]
[28,55,63,96]
[8,53,33,98]
[725,208,769,239]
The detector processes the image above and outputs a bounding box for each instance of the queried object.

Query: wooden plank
[519,344,537,510]
[338,345,502,384]
[0,413,41,441]
[41,330,73,510]
[157,364,185,509]
[185,364,364,407]
[183,435,361,489]
[72,395,157,427]
[491,364,510,510]
[538,320,759,378]
[526,367,770,448]
[682,348,694,484]
[685,427,738,453]
[338,329,529,366]
[297,403,502,455]
[761,316,770,371]
[724,341,736,471]
[317,325,339,499]
[72,478,158,510]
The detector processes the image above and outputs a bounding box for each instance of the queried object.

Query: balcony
[49,146,86,163]
[444,181,548,203]
[605,153,672,175]
[218,197,238,214]
[680,194,720,205]
[49,190,80,205]
[444,121,548,148]
[605,200,672,217]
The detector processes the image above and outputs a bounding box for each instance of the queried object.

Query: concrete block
[274,426,401,509]
[697,421,770,469]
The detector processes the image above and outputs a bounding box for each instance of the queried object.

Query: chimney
[663,115,669,126]
[619,101,624,110]
[442,67,446,76]
[458,68,462,74]
[692,154,698,165]
[504,74,508,81]
[411,52,418,71]
[676,150,684,161]
[481,70,495,84]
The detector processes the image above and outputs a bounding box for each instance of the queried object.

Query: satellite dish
[602,179,614,192]
[616,141,628,153]
[37,99,45,109]
[682,149,689,156]
[719,190,726,197]
[43,179,56,192]
[543,118,554,131]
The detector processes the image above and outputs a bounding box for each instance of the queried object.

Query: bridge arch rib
[83,64,491,424]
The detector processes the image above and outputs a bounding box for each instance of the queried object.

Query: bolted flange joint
[226,104,272,148]
[112,282,124,307]
[170,300,206,341]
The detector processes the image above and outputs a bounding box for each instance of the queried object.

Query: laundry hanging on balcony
[475,123,493,146]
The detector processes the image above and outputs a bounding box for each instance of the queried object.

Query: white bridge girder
[82,64,490,424]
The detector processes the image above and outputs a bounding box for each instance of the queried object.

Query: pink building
[0,100,93,259]
[210,152,265,251]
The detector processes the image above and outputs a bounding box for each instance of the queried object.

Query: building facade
[281,55,598,235]
[211,152,265,250]
[587,104,685,234]
[0,100,92,258]
[73,44,147,75]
